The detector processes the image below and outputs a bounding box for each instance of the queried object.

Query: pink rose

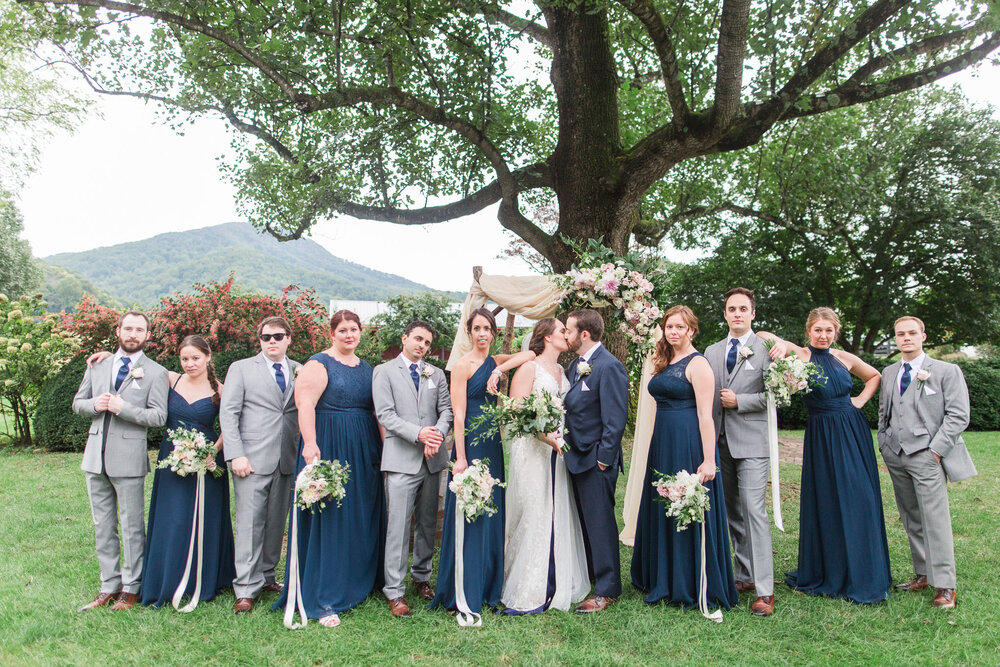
[656,484,670,498]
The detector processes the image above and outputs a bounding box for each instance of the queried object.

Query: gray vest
[887,379,930,455]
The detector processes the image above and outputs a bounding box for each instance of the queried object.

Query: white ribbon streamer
[283,507,309,630]
[766,394,784,532]
[453,508,482,627]
[698,521,723,623]
[172,472,206,612]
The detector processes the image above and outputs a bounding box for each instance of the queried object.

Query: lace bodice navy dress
[140,384,235,606]
[785,346,891,603]
[273,353,386,618]
[429,357,505,613]
[631,353,737,609]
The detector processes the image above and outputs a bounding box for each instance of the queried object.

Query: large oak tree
[12,0,1000,270]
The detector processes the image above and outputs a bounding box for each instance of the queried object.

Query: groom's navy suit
[564,343,629,598]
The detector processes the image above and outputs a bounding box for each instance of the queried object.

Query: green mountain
[41,222,440,307]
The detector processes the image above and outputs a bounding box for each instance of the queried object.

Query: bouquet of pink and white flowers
[652,469,710,531]
[450,458,505,522]
[294,459,350,512]
[470,390,568,451]
[762,343,825,407]
[157,426,223,477]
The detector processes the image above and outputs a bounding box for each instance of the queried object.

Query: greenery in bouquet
[762,341,826,407]
[449,457,505,522]
[294,459,350,512]
[468,390,564,445]
[651,469,711,531]
[157,426,224,477]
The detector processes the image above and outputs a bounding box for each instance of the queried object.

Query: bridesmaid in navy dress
[632,306,737,610]
[772,307,890,603]
[429,308,534,615]
[141,335,235,606]
[273,310,386,628]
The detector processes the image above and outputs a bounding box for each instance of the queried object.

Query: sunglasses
[259,333,287,342]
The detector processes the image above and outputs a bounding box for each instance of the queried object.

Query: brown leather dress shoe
[574,596,617,614]
[78,591,120,612]
[234,597,255,614]
[111,592,139,611]
[387,596,411,618]
[932,588,957,609]
[751,595,775,617]
[414,581,434,601]
[735,581,756,594]
[261,582,283,593]
[895,575,928,591]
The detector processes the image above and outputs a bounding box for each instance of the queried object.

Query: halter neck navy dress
[141,385,235,606]
[785,346,891,603]
[631,353,737,609]
[273,353,386,618]
[429,357,505,613]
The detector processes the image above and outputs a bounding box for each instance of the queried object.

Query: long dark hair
[178,335,221,406]
[528,317,562,355]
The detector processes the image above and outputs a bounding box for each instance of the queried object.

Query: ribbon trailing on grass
[454,509,482,627]
[172,472,206,612]
[766,394,784,532]
[283,507,309,629]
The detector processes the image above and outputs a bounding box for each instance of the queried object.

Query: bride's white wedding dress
[501,362,590,612]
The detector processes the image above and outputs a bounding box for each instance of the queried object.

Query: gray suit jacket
[706,334,771,459]
[220,353,301,476]
[72,354,169,477]
[373,357,452,475]
[877,357,976,482]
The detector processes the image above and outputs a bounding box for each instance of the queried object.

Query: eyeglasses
[259,333,287,342]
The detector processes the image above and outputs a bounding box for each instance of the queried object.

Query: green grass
[1,433,998,665]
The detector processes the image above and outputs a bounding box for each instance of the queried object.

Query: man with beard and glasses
[73,311,169,611]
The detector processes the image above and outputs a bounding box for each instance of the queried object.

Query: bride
[501,317,590,613]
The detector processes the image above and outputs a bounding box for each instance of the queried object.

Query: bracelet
[491,368,502,376]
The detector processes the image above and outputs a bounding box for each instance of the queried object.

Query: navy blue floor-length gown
[273,353,386,618]
[786,346,891,603]
[429,357,505,613]
[631,353,737,609]
[141,387,235,606]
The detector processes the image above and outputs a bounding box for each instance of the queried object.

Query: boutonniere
[420,364,435,379]
[915,369,930,389]
[577,361,592,377]
[293,365,301,378]
[738,346,754,360]
[128,366,144,380]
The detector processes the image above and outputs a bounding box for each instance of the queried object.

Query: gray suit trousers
[383,463,441,599]
[232,469,292,599]
[881,446,956,589]
[719,437,773,596]
[85,472,146,594]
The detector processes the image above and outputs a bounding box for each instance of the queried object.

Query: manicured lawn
[1,433,997,665]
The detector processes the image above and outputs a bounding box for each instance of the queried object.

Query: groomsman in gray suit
[221,316,301,614]
[373,321,452,618]
[705,288,776,617]
[878,316,975,610]
[73,311,169,611]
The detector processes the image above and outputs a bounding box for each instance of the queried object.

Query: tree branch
[450,1,552,47]
[667,201,849,237]
[616,0,690,124]
[710,0,752,129]
[843,25,983,87]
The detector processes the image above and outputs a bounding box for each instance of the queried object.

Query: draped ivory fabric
[619,327,660,546]
[447,274,564,370]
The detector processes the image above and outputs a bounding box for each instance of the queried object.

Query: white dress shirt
[896,352,927,393]
[263,353,290,387]
[112,349,144,387]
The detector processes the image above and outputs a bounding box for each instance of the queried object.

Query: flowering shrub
[0,293,83,444]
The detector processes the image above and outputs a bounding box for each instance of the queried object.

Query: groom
[877,316,975,610]
[706,288,775,617]
[374,320,452,618]
[72,311,169,612]
[564,309,629,613]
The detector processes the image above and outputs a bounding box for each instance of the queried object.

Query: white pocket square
[581,381,591,392]
[129,381,141,390]
[743,360,755,371]
[923,386,936,396]
[427,378,436,389]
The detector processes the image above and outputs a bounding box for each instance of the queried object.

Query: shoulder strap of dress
[172,374,183,389]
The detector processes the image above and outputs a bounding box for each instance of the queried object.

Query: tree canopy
[9,0,999,269]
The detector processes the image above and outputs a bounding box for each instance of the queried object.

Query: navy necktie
[726,338,740,373]
[410,363,420,391]
[274,362,286,393]
[899,362,912,396]
[114,356,131,391]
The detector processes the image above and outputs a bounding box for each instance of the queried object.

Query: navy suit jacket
[563,344,629,475]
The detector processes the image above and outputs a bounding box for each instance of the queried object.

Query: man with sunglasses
[220,316,302,614]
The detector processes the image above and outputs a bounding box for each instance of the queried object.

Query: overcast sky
[17,60,1000,294]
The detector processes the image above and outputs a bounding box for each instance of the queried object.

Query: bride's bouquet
[470,390,568,451]
[450,458,505,522]
[294,459,350,512]
[762,341,825,407]
[157,426,224,477]
[652,469,710,531]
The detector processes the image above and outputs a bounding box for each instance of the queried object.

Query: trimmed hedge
[34,346,258,452]
[775,356,1000,431]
